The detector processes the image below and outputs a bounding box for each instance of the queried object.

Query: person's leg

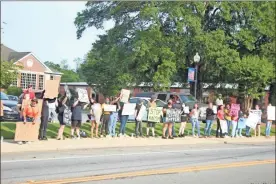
[191,118,196,137]
[95,123,99,137]
[109,113,114,136]
[182,122,187,136]
[172,124,176,137]
[76,121,81,139]
[179,122,184,136]
[123,115,129,135]
[91,121,95,138]
[135,120,139,136]
[71,121,76,138]
[105,114,110,135]
[254,126,257,137]
[139,121,143,136]
[162,123,168,138]
[231,121,237,137]
[146,125,150,137]
[204,120,210,136]
[266,121,272,136]
[168,123,173,138]
[227,120,231,136]
[257,124,261,137]
[151,123,155,137]
[196,119,200,137]
[246,126,251,137]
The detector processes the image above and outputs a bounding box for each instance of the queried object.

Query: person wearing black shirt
[204,103,216,137]
[135,99,144,138]
[178,103,189,137]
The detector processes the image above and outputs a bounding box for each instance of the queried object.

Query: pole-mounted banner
[188,67,195,82]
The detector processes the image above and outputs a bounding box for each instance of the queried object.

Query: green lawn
[1,121,274,139]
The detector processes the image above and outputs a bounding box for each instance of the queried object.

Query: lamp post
[193,52,200,100]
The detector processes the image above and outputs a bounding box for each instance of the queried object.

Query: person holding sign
[70,93,84,139]
[190,104,201,138]
[216,105,226,138]
[178,103,189,137]
[90,97,102,138]
[109,96,121,138]
[134,99,145,138]
[162,100,174,139]
[56,93,69,140]
[254,104,262,137]
[236,110,246,137]
[204,103,216,138]
[101,98,111,137]
[146,96,157,138]
[266,104,274,138]
[224,104,232,136]
[119,101,130,137]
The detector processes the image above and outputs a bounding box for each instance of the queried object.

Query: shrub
[6,86,22,97]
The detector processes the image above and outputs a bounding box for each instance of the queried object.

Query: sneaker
[71,135,75,139]
[162,136,167,139]
[118,133,122,137]
[77,136,80,140]
[169,136,174,139]
[18,141,23,145]
[43,137,48,141]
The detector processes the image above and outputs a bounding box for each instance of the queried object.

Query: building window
[11,77,18,86]
[50,76,54,80]
[39,75,44,90]
[21,73,36,89]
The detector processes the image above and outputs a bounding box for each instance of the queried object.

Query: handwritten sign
[44,80,59,99]
[14,122,41,141]
[103,105,117,112]
[120,89,130,103]
[220,120,228,133]
[212,105,217,114]
[184,106,190,114]
[267,106,275,121]
[76,88,89,103]
[63,106,71,125]
[230,104,240,117]
[122,103,136,116]
[136,105,146,121]
[246,113,259,129]
[166,109,181,123]
[148,107,163,123]
[250,110,262,122]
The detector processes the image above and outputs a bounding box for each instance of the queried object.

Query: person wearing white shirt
[216,94,224,106]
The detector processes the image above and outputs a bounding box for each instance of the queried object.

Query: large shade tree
[75,2,275,105]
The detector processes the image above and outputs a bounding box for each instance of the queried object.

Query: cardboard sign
[246,113,259,129]
[220,120,228,133]
[0,100,3,117]
[267,106,275,121]
[64,85,71,100]
[184,106,190,114]
[103,105,117,112]
[136,105,146,122]
[237,118,246,129]
[230,104,240,117]
[122,103,136,116]
[212,106,217,114]
[44,80,59,99]
[14,122,41,141]
[148,107,163,123]
[63,106,71,125]
[250,110,262,122]
[120,89,130,103]
[166,109,181,123]
[76,88,89,103]
[21,99,43,117]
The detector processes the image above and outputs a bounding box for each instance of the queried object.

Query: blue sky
[1,1,114,69]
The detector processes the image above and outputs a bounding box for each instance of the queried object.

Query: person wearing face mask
[178,103,189,137]
[101,98,111,137]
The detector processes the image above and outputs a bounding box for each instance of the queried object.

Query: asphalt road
[1,142,275,184]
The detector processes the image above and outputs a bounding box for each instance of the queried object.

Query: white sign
[267,106,275,121]
[122,103,136,116]
[246,113,259,129]
[250,110,262,122]
[136,105,146,122]
[212,106,217,114]
[120,89,130,103]
[220,120,228,133]
[76,88,89,103]
[103,105,117,112]
[184,107,190,114]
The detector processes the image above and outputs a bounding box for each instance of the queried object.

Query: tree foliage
[0,61,22,89]
[75,2,275,101]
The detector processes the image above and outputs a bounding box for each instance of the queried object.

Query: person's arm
[22,107,28,122]
[72,99,79,107]
[111,97,120,104]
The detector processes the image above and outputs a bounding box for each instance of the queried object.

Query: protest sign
[120,89,130,103]
[220,120,228,133]
[267,106,275,121]
[44,80,59,99]
[184,106,190,114]
[122,103,136,115]
[166,109,181,123]
[212,105,217,114]
[188,68,195,82]
[148,107,163,123]
[63,106,71,125]
[136,105,146,121]
[76,88,89,103]
[246,113,259,129]
[237,118,246,129]
[103,104,117,112]
[14,122,41,141]
[250,110,262,122]
[230,104,240,117]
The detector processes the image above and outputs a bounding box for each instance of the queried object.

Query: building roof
[8,51,31,62]
[1,44,16,61]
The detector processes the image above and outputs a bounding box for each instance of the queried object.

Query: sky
[1,1,114,69]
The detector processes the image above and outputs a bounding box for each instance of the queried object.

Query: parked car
[128,97,166,122]
[135,92,208,121]
[0,92,20,121]
[7,95,18,101]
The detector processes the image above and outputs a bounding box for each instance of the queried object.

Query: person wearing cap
[134,98,145,138]
[216,94,224,106]
[146,95,157,137]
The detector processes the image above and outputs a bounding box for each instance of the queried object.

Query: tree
[44,61,81,83]
[75,2,275,98]
[0,61,22,89]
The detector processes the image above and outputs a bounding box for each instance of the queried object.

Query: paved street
[1,142,275,184]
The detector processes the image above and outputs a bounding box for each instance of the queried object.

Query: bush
[6,86,22,97]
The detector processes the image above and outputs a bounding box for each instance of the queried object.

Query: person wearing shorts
[90,98,102,138]
[57,93,69,140]
[146,96,157,137]
[162,100,174,139]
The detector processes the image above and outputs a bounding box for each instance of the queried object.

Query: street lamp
[193,52,200,100]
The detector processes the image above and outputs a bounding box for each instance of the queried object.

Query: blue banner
[188,68,195,82]
[237,118,247,129]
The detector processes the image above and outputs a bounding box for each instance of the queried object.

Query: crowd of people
[17,85,274,145]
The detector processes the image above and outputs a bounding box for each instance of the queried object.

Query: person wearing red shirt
[23,84,35,100]
[216,105,225,138]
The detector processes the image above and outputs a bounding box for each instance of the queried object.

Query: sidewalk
[1,136,275,153]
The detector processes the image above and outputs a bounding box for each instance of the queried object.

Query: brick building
[1,44,62,90]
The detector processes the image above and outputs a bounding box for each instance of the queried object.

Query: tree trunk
[244,96,253,113]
